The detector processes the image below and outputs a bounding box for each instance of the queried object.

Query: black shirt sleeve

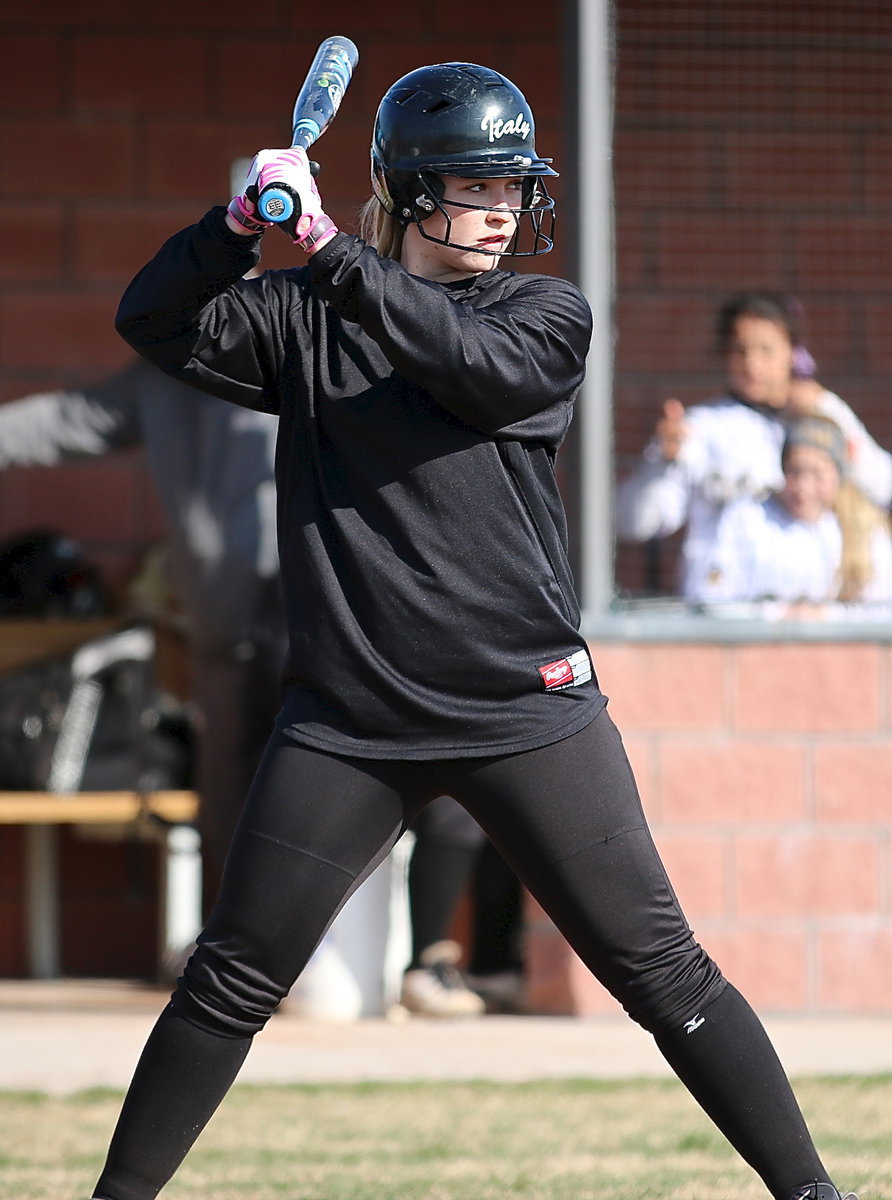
[115,207,280,413]
[308,236,593,436]
[116,209,592,435]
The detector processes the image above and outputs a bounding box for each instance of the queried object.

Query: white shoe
[399,940,485,1018]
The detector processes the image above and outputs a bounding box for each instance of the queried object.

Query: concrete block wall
[525,639,892,1017]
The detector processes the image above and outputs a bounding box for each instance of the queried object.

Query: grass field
[2,1076,890,1200]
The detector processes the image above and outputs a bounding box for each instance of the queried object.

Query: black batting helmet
[371,62,556,256]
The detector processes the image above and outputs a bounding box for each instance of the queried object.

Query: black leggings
[95,709,831,1200]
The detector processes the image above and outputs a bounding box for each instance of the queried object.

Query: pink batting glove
[226,151,277,235]
[255,147,338,250]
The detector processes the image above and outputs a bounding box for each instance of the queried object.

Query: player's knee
[172,942,288,1037]
[618,941,726,1034]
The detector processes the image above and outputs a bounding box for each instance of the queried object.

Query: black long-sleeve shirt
[116,206,605,758]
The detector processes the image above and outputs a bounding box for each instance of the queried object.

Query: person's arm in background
[614,398,695,540]
[0,359,146,467]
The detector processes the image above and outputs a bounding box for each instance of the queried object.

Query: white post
[572,0,616,624]
[24,825,60,979]
[160,823,203,964]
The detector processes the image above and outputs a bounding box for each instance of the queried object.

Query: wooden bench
[0,789,201,979]
[0,619,199,978]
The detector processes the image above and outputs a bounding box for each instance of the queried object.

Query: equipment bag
[0,624,193,793]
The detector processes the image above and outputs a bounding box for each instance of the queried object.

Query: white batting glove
[229,148,337,250]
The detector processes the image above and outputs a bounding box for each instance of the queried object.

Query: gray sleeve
[0,361,146,468]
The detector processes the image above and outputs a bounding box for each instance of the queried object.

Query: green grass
[1,1076,890,1200]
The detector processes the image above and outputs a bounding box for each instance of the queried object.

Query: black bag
[0,529,108,617]
[0,624,193,792]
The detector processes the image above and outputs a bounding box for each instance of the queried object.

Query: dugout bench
[0,620,202,979]
[1,789,201,979]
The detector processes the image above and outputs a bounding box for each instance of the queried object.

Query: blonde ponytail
[834,481,890,602]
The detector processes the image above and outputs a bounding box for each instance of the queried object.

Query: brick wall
[526,638,892,1016]
[0,2,567,979]
[0,827,163,977]
[613,1,892,595]
[2,6,890,996]
[0,0,567,593]
[5,3,887,597]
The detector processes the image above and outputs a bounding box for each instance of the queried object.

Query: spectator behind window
[615,292,892,602]
[691,414,892,620]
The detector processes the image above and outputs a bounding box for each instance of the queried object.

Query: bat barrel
[289,36,358,148]
[256,35,358,230]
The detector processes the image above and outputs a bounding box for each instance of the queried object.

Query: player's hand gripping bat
[253,36,359,240]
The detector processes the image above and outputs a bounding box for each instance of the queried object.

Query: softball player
[94,63,856,1200]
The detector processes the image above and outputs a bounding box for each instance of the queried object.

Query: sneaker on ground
[400,939,485,1018]
[788,1184,858,1200]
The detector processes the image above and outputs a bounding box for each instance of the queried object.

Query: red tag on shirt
[538,658,575,690]
[538,649,593,691]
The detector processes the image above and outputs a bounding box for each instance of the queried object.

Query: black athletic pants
[94,708,832,1200]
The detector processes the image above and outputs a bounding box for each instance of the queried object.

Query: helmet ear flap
[373,165,446,227]
[371,158,396,214]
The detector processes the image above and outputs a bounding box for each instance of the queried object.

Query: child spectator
[690,414,892,618]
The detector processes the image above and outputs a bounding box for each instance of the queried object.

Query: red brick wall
[2,6,890,997]
[4,3,889,595]
[6,3,887,597]
[0,827,163,977]
[526,639,892,1016]
[613,1,892,595]
[0,1,567,594]
[0,2,568,979]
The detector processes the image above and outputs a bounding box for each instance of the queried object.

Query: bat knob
[257,185,299,224]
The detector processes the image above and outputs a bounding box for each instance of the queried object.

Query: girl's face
[780,444,840,523]
[400,176,523,282]
[724,314,795,408]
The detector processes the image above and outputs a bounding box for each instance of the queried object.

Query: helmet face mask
[371,62,558,257]
[385,168,555,257]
